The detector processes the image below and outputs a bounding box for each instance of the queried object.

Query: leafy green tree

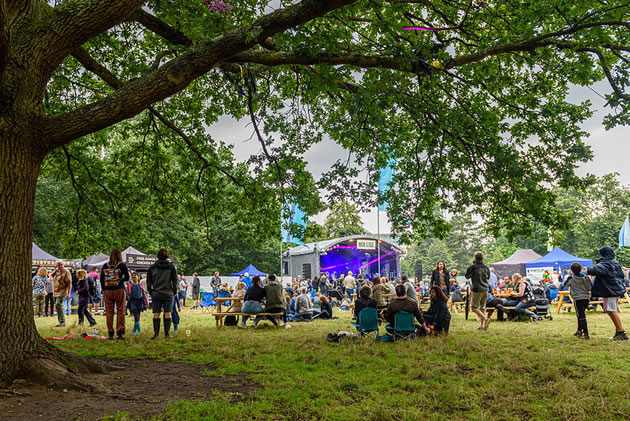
[323,200,367,238]
[4,0,630,389]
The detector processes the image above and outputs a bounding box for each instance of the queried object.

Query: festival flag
[378,158,397,211]
[619,216,630,250]
[281,203,306,246]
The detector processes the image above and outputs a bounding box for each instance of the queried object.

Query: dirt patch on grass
[0,358,257,420]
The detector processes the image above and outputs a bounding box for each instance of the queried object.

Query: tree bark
[0,126,104,389]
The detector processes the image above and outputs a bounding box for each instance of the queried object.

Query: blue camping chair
[218,290,230,308]
[386,311,417,341]
[200,292,216,313]
[351,307,379,338]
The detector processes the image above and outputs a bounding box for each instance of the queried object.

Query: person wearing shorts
[588,246,628,340]
[465,251,491,330]
[147,249,178,339]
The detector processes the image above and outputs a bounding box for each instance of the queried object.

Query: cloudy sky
[206,80,628,234]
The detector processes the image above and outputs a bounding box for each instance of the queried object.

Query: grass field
[34,305,630,420]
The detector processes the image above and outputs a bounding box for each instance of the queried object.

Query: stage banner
[378,158,396,211]
[281,203,306,245]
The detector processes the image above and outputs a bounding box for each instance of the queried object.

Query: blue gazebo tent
[525,247,592,276]
[230,264,267,277]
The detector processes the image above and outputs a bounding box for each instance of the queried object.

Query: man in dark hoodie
[587,246,628,340]
[465,251,491,330]
[147,248,178,339]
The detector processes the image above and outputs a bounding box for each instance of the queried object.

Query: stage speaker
[414,264,422,279]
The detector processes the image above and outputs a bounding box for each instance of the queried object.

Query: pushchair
[533,286,552,320]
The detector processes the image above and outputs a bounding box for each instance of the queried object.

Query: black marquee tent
[490,249,542,279]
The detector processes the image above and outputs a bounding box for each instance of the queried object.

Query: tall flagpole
[377,207,381,277]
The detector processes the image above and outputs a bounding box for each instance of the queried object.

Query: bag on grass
[224,315,238,326]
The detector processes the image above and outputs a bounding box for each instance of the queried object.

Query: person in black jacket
[147,248,178,339]
[431,261,450,298]
[354,285,378,320]
[587,246,628,340]
[465,251,491,331]
[423,286,451,335]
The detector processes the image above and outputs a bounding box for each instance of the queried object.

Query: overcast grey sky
[206,81,628,234]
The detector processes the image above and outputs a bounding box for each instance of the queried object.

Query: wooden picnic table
[212,297,283,328]
[552,290,626,314]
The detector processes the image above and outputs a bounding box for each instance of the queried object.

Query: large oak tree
[1,0,630,388]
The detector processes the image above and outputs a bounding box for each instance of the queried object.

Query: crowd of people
[32,246,630,341]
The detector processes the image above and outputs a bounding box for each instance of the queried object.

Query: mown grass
[36,305,630,420]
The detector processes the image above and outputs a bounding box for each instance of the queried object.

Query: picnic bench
[552,290,627,314]
[212,297,283,328]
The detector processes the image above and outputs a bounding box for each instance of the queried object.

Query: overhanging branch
[44,0,359,149]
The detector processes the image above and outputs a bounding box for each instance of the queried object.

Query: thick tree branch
[70,47,254,201]
[47,0,144,64]
[128,8,193,47]
[45,0,359,149]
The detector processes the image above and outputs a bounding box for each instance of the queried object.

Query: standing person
[147,248,178,339]
[239,275,266,328]
[431,261,450,298]
[51,260,72,327]
[100,248,130,340]
[587,246,628,340]
[465,251,491,331]
[31,267,48,317]
[211,271,222,289]
[343,271,356,302]
[75,269,97,327]
[178,275,189,307]
[44,270,54,317]
[312,275,320,293]
[88,267,100,315]
[191,273,201,309]
[241,272,253,290]
[319,273,330,298]
[128,272,148,335]
[565,263,592,339]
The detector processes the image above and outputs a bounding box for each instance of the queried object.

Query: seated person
[504,273,540,322]
[320,296,333,319]
[498,276,511,290]
[254,274,290,328]
[354,285,377,320]
[229,282,246,313]
[485,283,506,321]
[291,287,314,321]
[384,285,429,336]
[239,276,266,329]
[339,294,351,310]
[545,280,558,302]
[371,276,389,311]
[312,292,322,312]
[423,286,452,334]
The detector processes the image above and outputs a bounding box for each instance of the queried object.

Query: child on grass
[128,271,148,335]
[340,294,350,310]
[564,263,592,339]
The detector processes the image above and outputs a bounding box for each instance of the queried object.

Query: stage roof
[286,234,405,257]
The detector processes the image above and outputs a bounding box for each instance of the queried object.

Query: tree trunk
[0,128,104,390]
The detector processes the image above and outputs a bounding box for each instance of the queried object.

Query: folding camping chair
[217,290,230,308]
[200,292,216,313]
[387,311,417,341]
[351,307,379,338]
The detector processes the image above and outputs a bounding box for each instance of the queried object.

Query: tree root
[14,340,110,392]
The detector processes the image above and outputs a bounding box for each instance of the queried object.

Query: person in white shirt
[343,271,356,302]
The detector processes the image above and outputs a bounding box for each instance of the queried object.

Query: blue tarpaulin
[229,264,267,277]
[525,247,592,272]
